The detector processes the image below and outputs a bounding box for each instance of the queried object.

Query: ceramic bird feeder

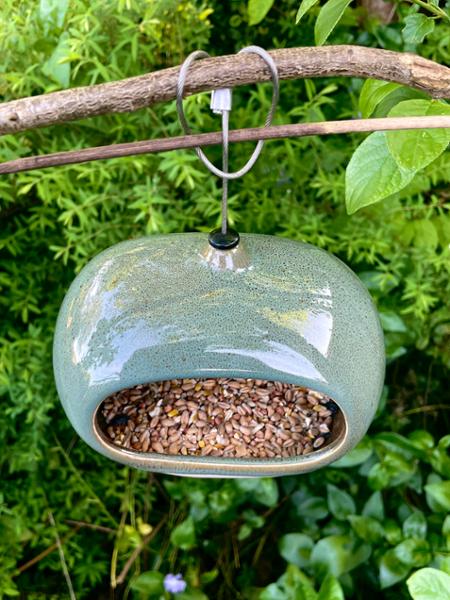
[53,46,385,478]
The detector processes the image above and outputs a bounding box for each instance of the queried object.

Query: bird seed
[98,378,339,459]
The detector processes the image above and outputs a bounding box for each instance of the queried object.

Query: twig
[1,115,450,175]
[65,519,116,534]
[110,508,128,589]
[115,517,167,587]
[1,46,450,135]
[18,527,81,573]
[48,511,77,600]
[403,404,450,415]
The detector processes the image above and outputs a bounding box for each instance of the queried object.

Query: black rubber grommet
[208,228,240,250]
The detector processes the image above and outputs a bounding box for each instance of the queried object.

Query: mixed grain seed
[99,378,339,459]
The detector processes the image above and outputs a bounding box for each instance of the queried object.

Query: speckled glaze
[53,233,385,477]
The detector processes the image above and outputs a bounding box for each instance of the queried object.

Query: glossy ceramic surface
[53,233,385,477]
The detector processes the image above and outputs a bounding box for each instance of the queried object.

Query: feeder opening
[94,378,347,460]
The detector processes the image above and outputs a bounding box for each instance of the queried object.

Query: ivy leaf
[348,515,384,543]
[296,0,320,24]
[236,478,279,507]
[279,533,314,567]
[248,0,275,25]
[362,491,385,521]
[130,571,164,595]
[345,131,415,214]
[315,0,353,45]
[332,437,373,468]
[170,516,196,549]
[379,311,408,333]
[387,100,450,171]
[292,494,329,520]
[311,535,371,578]
[260,565,318,600]
[407,568,450,600]
[317,574,344,600]
[394,539,432,568]
[403,511,427,540]
[327,484,356,520]
[425,481,450,512]
[402,14,435,44]
[380,549,411,588]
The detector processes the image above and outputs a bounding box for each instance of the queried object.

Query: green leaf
[332,437,373,467]
[279,533,314,567]
[177,591,208,600]
[408,430,434,450]
[348,515,384,543]
[42,32,71,88]
[402,14,435,44]
[433,215,450,247]
[425,481,450,512]
[39,0,69,29]
[311,535,371,578]
[317,574,344,600]
[296,0,320,23]
[431,442,450,479]
[379,311,408,333]
[236,478,279,507]
[362,491,384,521]
[359,79,402,119]
[261,565,318,600]
[413,219,439,250]
[248,0,274,25]
[367,463,389,490]
[130,571,164,595]
[407,568,450,600]
[314,0,352,45]
[380,549,411,588]
[293,494,329,520]
[200,569,219,585]
[387,100,450,171]
[327,484,356,520]
[394,539,431,568]
[403,511,427,540]
[375,432,428,460]
[345,132,415,214]
[170,516,196,550]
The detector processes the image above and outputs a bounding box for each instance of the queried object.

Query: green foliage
[248,0,275,25]
[314,0,353,45]
[346,99,450,214]
[0,0,449,598]
[407,568,450,600]
[403,14,435,45]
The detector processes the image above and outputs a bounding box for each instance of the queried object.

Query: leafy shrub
[0,0,449,598]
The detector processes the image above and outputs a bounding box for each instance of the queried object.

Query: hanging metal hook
[176,46,279,180]
[176,46,279,248]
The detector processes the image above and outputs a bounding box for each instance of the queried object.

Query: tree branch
[1,46,450,136]
[1,115,450,175]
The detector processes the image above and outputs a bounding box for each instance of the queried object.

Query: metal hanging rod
[1,116,450,175]
[0,45,450,137]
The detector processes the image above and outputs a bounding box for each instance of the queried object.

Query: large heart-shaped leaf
[387,100,450,171]
[345,131,415,214]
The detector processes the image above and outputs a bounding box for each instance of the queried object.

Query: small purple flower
[164,573,187,594]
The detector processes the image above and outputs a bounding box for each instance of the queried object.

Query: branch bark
[1,115,450,175]
[1,45,450,136]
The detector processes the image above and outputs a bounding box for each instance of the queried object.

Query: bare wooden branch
[1,46,450,137]
[1,115,450,175]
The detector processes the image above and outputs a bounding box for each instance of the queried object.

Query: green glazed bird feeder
[53,47,385,478]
